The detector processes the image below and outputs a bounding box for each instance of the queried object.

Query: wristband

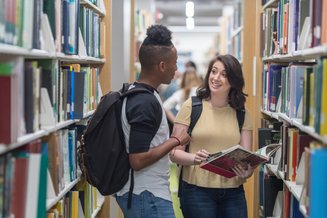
[170,136,181,146]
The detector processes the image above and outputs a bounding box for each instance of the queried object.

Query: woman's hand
[232,163,254,179]
[193,149,210,165]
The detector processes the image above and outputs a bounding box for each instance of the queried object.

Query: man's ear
[158,61,165,72]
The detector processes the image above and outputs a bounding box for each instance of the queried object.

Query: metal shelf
[262,45,327,63]
[0,120,75,155]
[46,176,82,210]
[262,0,279,10]
[80,0,106,16]
[261,110,327,144]
[0,44,105,64]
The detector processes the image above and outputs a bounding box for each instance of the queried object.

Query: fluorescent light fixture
[186,17,194,30]
[168,26,221,33]
[185,1,194,17]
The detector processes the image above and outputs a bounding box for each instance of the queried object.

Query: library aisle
[0,0,326,218]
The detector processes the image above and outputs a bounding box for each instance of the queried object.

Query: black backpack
[77,83,151,198]
[178,96,245,196]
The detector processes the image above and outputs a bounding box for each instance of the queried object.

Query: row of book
[80,5,101,58]
[258,119,327,218]
[262,58,327,136]
[0,139,48,218]
[218,4,243,61]
[0,0,41,48]
[260,176,305,218]
[45,129,79,197]
[0,0,103,57]
[44,0,82,55]
[261,0,327,57]
[0,58,100,144]
[0,125,102,218]
[48,182,104,218]
[0,129,78,218]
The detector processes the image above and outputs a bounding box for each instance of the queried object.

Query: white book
[61,129,71,183]
[40,13,56,53]
[78,27,88,56]
[40,88,55,128]
[296,152,305,185]
[267,191,283,218]
[46,169,56,200]
[22,0,35,49]
[298,17,311,50]
[25,154,41,218]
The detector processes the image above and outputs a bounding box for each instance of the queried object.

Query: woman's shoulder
[183,97,193,106]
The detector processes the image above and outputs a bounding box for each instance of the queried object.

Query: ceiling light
[186,17,194,30]
[185,1,194,17]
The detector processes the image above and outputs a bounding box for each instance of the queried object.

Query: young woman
[163,68,202,123]
[170,54,254,218]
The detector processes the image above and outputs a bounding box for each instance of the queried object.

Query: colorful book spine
[310,147,327,218]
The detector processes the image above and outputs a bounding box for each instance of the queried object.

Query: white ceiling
[153,0,240,27]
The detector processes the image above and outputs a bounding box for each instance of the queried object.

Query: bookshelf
[218,2,243,62]
[0,0,111,217]
[132,1,155,81]
[257,0,327,218]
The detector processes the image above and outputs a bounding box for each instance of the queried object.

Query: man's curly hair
[139,25,174,68]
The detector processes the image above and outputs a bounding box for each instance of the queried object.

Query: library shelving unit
[218,1,243,63]
[0,0,111,217]
[257,0,327,218]
[131,3,154,81]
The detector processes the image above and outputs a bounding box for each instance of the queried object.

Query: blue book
[310,148,327,218]
[291,195,304,218]
[269,65,282,112]
[292,0,299,51]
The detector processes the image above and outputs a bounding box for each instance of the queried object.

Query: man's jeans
[180,181,248,218]
[115,190,175,218]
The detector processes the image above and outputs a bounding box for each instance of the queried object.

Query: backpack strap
[127,170,134,209]
[121,83,131,93]
[236,107,245,133]
[178,96,202,197]
[185,96,202,152]
[121,86,153,98]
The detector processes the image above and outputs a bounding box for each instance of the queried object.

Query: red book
[11,156,29,218]
[0,76,11,144]
[200,144,281,178]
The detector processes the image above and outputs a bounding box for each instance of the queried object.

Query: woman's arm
[239,129,252,151]
[169,123,209,166]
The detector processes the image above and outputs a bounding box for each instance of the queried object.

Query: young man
[115,25,191,217]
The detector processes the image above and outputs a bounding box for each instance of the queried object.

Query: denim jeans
[179,181,248,218]
[115,190,175,218]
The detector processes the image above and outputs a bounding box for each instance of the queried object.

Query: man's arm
[129,137,179,171]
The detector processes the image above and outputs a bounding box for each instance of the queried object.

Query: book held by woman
[200,143,281,178]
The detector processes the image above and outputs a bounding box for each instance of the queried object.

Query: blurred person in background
[163,68,202,124]
[185,60,197,71]
[159,70,181,102]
